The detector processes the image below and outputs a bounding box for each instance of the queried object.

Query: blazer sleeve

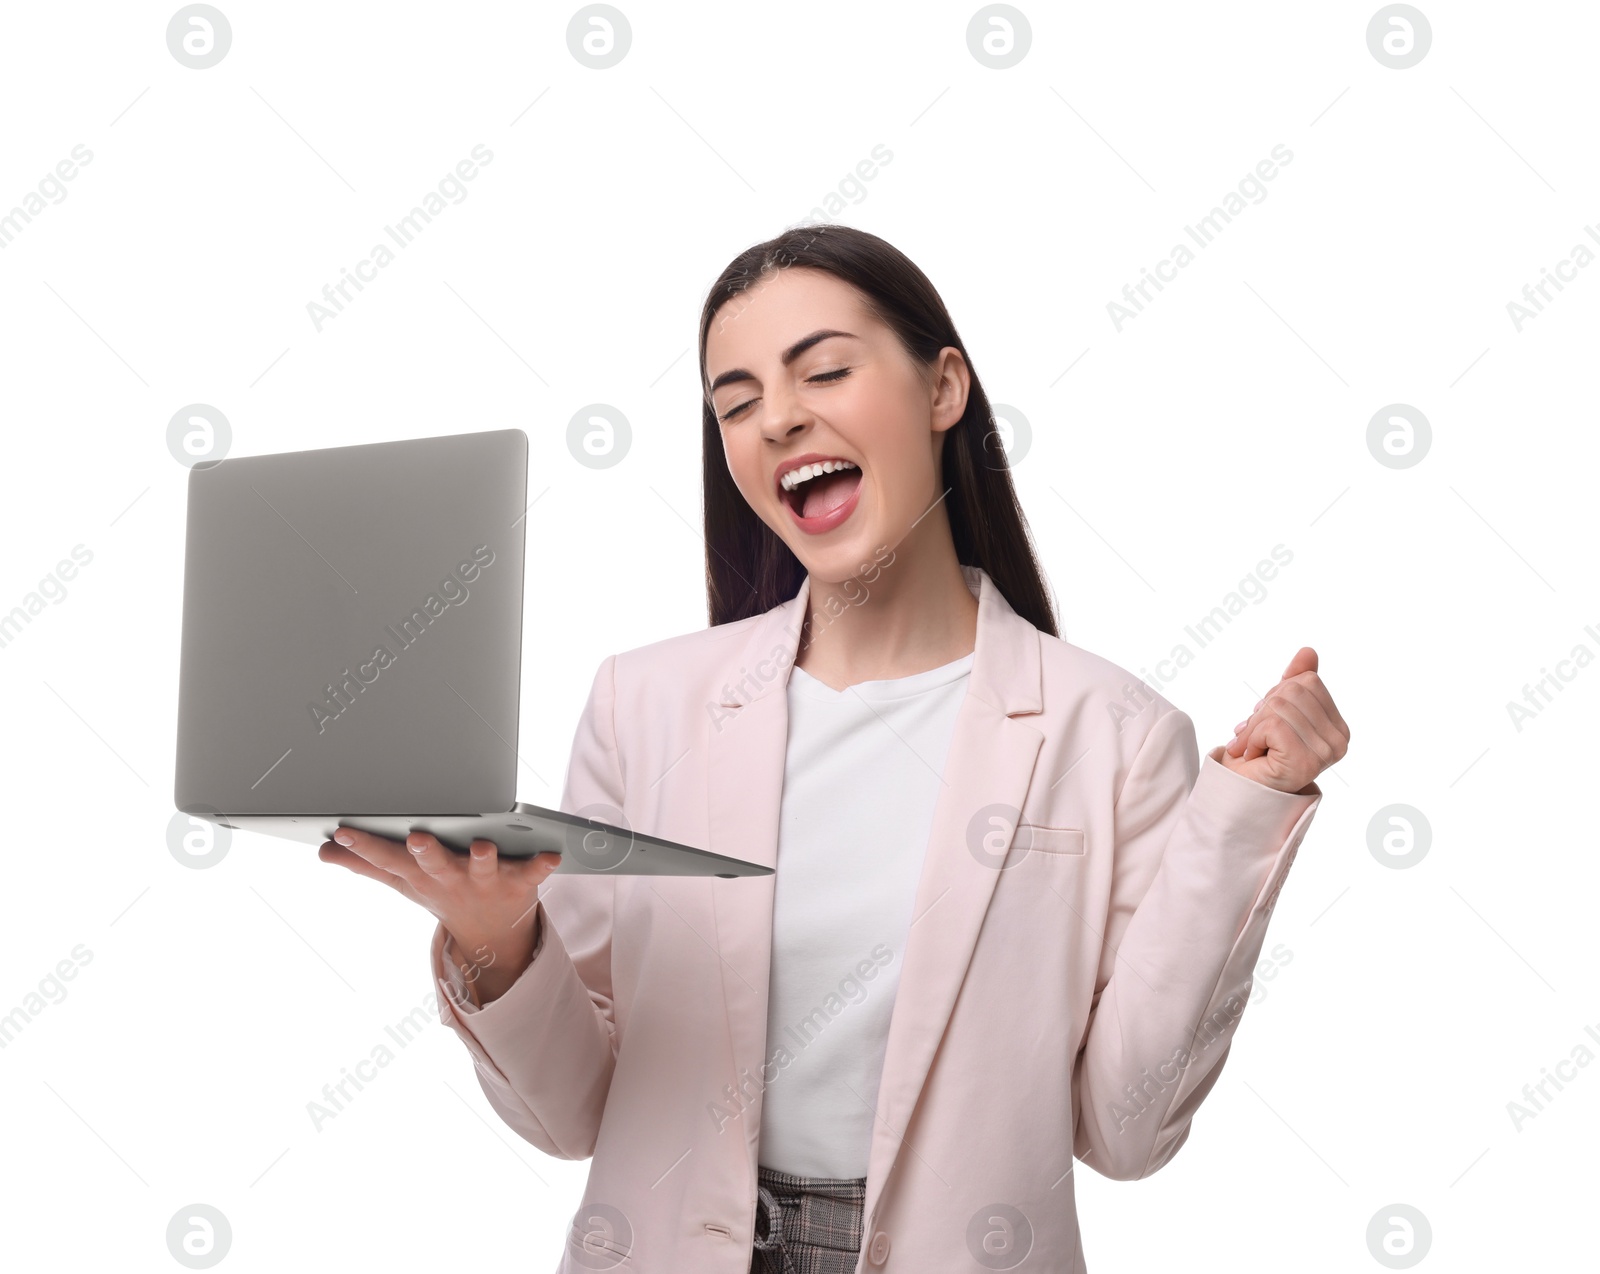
[1071,704,1321,1181]
[427,654,625,1160]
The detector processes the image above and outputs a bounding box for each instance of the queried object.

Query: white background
[1,1,1595,1270]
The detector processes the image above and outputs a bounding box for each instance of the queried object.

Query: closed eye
[717,367,852,423]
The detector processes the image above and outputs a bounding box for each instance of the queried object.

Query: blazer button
[868,1230,891,1264]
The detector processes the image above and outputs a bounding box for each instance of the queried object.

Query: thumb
[1282,645,1317,681]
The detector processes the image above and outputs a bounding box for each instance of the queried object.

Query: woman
[320,225,1349,1273]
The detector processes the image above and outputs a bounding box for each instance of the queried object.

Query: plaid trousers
[748,1165,867,1274]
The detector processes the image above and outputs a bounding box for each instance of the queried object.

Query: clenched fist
[1220,646,1349,794]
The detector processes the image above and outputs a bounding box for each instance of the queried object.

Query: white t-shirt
[756,649,975,1178]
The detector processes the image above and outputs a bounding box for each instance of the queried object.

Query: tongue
[801,469,861,520]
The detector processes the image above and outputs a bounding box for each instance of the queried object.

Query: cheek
[863,417,930,500]
[721,433,764,505]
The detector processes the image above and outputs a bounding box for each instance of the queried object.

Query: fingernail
[1233,719,1248,734]
[333,830,354,846]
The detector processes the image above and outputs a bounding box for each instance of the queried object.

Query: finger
[1271,681,1343,766]
[510,850,564,889]
[1233,679,1286,738]
[332,826,422,884]
[1230,692,1277,755]
[466,838,501,882]
[1282,646,1317,680]
[405,830,457,878]
[1238,688,1328,769]
[1235,694,1286,761]
[1289,670,1350,745]
[1238,708,1298,764]
[1253,691,1323,768]
[1241,650,1321,742]
[1231,669,1317,759]
[1248,677,1346,763]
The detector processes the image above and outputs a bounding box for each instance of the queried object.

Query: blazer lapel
[703,565,1047,1225]
[705,582,809,1171]
[860,567,1044,1227]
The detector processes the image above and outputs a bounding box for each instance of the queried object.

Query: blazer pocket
[1021,825,1086,855]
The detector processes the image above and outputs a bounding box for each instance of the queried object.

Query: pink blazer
[429,564,1321,1272]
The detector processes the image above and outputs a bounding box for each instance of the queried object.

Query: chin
[793,533,882,582]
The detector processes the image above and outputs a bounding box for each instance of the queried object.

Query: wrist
[447,908,542,1007]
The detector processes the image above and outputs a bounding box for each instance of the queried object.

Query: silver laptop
[173,428,770,878]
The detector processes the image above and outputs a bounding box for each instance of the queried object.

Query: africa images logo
[308,544,494,734]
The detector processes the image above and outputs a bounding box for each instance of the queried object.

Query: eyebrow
[707,329,859,395]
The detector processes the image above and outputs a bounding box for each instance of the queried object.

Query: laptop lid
[174,428,528,817]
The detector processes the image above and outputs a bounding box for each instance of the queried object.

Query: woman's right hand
[317,827,562,1006]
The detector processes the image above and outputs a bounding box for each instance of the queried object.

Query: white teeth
[780,459,858,492]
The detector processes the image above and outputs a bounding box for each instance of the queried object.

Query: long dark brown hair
[697,224,1058,638]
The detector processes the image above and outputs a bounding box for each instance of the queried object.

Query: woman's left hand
[1220,646,1349,794]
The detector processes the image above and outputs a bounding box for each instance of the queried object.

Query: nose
[758,378,815,445]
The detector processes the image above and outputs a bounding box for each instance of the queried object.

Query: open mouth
[779,458,862,523]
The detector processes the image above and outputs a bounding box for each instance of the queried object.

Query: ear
[930,346,971,432]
